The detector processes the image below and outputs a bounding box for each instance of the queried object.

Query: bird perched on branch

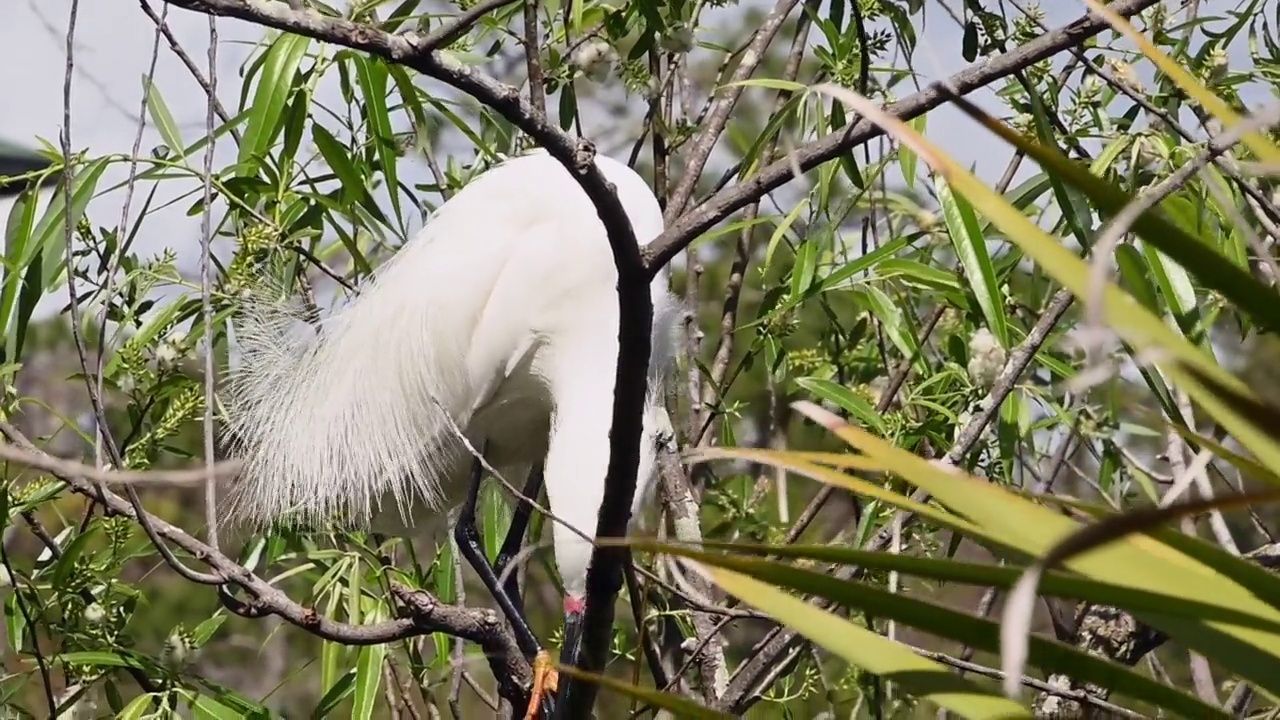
[223,149,681,718]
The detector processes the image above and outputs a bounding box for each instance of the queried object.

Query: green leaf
[482,481,510,564]
[816,235,913,292]
[31,156,110,288]
[1113,245,1160,314]
[937,175,1007,347]
[1,185,39,357]
[119,694,156,720]
[795,377,886,434]
[858,285,923,372]
[145,80,184,156]
[56,650,151,670]
[51,525,99,590]
[11,245,43,362]
[320,582,345,696]
[353,55,403,226]
[899,114,926,190]
[762,199,808,272]
[187,692,245,720]
[708,565,1031,718]
[314,669,356,717]
[239,32,311,171]
[1141,239,1199,333]
[789,238,819,298]
[554,664,733,719]
[4,593,26,654]
[721,77,810,93]
[351,639,387,718]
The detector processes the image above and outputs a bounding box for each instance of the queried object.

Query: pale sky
[0,0,1263,322]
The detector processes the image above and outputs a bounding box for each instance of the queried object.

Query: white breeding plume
[222,150,681,603]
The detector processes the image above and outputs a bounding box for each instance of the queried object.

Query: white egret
[223,149,682,718]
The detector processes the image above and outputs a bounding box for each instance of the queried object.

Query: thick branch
[640,0,1164,277]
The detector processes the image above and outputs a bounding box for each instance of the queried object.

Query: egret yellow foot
[523,650,560,720]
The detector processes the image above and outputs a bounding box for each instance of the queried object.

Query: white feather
[222,150,680,591]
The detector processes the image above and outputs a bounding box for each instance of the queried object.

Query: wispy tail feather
[222,261,460,531]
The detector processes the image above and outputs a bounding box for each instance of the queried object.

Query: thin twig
[693,0,814,447]
[521,0,545,114]
[0,545,56,717]
[662,0,802,221]
[139,0,239,140]
[99,0,167,473]
[911,644,1145,718]
[0,442,243,486]
[201,10,221,550]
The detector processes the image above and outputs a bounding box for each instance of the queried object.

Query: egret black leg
[454,455,556,719]
[493,465,545,621]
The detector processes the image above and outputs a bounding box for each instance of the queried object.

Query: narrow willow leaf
[0,185,39,346]
[795,377,887,434]
[622,540,1227,718]
[119,694,155,720]
[239,33,311,170]
[351,642,387,719]
[937,175,1008,346]
[312,124,368,204]
[353,55,403,226]
[33,156,110,288]
[314,669,356,717]
[763,199,809,271]
[817,235,913,292]
[1000,488,1280,697]
[145,81,184,157]
[705,565,1031,718]
[899,114,926,190]
[186,692,244,720]
[554,664,733,719]
[860,284,924,372]
[721,77,810,92]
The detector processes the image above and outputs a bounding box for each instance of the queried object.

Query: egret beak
[560,596,586,667]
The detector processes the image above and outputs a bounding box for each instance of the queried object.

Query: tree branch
[640,0,1164,277]
[662,0,802,221]
[0,422,536,707]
